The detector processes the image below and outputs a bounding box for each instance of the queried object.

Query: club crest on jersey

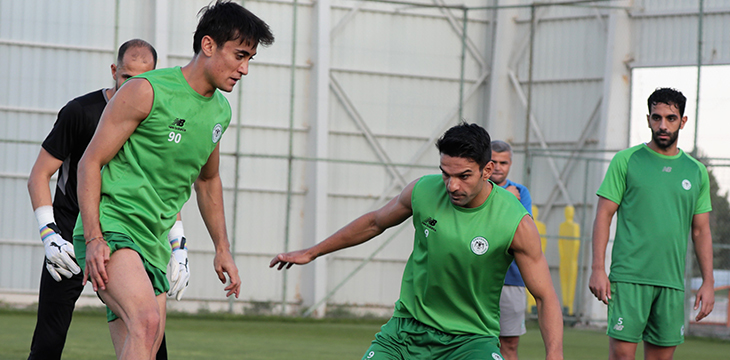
[492,353,503,360]
[212,123,223,143]
[682,179,691,190]
[470,236,489,255]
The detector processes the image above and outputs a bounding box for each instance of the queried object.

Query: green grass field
[1,308,728,359]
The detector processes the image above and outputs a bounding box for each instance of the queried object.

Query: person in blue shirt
[490,140,533,360]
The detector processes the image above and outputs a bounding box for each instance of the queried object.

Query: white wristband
[35,206,55,229]
[168,220,185,242]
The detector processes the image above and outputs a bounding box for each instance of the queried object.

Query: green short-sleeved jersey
[597,144,711,290]
[393,174,529,337]
[73,67,231,271]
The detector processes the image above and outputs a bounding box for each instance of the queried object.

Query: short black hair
[436,122,492,169]
[117,39,157,68]
[648,87,687,117]
[193,0,275,54]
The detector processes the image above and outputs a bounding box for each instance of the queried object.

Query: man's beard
[652,128,679,149]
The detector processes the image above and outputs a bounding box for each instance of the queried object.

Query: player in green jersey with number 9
[271,123,564,360]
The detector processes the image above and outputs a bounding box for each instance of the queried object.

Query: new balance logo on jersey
[662,166,672,172]
[169,118,187,132]
[422,217,438,232]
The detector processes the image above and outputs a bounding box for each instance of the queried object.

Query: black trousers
[28,258,168,359]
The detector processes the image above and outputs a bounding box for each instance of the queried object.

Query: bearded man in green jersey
[271,123,564,360]
[73,1,274,359]
[589,87,715,360]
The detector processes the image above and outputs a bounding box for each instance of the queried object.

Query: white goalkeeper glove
[166,221,190,301]
[36,206,81,282]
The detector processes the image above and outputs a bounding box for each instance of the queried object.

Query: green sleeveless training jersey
[392,174,529,337]
[597,144,711,290]
[74,67,231,271]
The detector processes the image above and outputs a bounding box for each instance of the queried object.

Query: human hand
[694,282,715,321]
[40,223,81,281]
[588,269,611,305]
[167,241,190,301]
[213,249,240,298]
[506,185,521,200]
[269,249,316,270]
[83,237,110,291]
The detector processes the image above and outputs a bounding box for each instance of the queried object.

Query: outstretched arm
[512,215,564,360]
[691,212,715,321]
[588,196,618,304]
[270,178,418,270]
[194,144,240,298]
[78,78,152,291]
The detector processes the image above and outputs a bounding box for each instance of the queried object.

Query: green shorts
[362,317,503,360]
[73,232,169,322]
[607,282,685,346]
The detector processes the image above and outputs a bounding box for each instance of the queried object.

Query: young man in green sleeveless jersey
[590,88,715,360]
[271,123,563,360]
[74,2,274,359]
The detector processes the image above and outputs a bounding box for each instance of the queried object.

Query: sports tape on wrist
[168,220,186,250]
[35,205,55,229]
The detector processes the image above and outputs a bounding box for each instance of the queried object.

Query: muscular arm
[512,215,563,360]
[193,144,240,298]
[691,212,715,321]
[270,178,417,269]
[194,145,227,245]
[28,149,63,210]
[588,196,618,304]
[77,78,152,290]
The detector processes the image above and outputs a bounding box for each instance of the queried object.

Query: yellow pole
[558,205,580,315]
[527,205,547,314]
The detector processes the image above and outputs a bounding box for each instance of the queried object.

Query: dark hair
[648,87,686,117]
[117,39,157,68]
[193,0,275,54]
[436,122,492,169]
[491,140,512,154]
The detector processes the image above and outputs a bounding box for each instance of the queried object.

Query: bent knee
[127,307,161,338]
